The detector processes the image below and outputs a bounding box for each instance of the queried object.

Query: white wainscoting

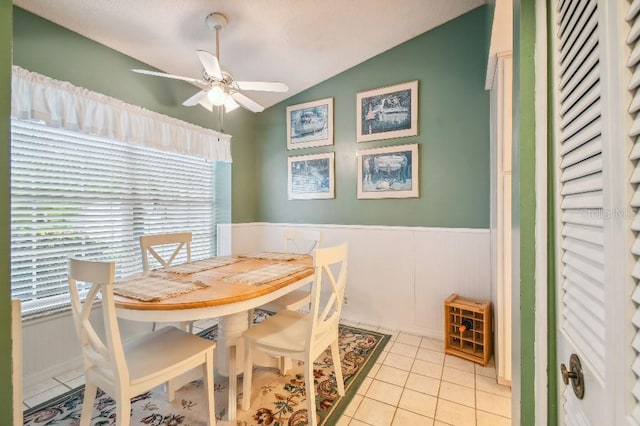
[22,223,490,386]
[22,309,150,389]
[222,223,491,338]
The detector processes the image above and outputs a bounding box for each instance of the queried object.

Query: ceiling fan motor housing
[206,12,228,30]
[133,10,285,114]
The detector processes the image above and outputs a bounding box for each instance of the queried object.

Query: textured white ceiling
[15,0,486,111]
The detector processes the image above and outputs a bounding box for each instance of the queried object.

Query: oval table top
[113,255,314,312]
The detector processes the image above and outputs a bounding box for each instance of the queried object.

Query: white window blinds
[11,119,220,317]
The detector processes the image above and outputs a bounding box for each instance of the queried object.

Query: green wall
[13,6,490,229]
[224,109,259,223]
[1,1,13,422]
[514,0,537,424]
[253,7,490,228]
[12,7,259,223]
[486,0,497,57]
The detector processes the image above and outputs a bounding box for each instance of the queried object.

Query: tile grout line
[24,324,510,425]
[474,363,478,425]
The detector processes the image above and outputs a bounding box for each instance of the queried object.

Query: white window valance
[11,65,232,162]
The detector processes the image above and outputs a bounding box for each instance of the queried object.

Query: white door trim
[497,51,514,386]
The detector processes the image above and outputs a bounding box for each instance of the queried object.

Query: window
[11,119,223,317]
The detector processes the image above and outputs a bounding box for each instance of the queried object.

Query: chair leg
[80,381,97,426]
[180,321,192,333]
[278,356,285,375]
[228,344,237,421]
[279,356,292,375]
[203,351,216,426]
[167,378,177,401]
[152,321,157,332]
[304,360,318,426]
[242,342,253,411]
[330,339,345,396]
[116,397,131,426]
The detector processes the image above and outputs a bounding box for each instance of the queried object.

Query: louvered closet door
[628,1,640,424]
[552,0,622,424]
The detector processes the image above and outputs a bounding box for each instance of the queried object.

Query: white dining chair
[258,229,322,313]
[241,242,348,426]
[140,232,193,331]
[140,231,192,272]
[68,257,216,426]
[252,230,323,374]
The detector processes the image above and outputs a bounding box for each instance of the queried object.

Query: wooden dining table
[113,253,315,421]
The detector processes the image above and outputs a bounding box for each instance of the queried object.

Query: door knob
[560,353,584,399]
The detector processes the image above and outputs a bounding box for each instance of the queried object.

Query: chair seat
[124,326,215,386]
[259,289,311,312]
[69,257,216,426]
[242,243,348,426]
[243,310,309,354]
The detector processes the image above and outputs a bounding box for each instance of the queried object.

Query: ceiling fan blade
[198,96,214,112]
[231,92,265,113]
[182,90,208,107]
[196,50,223,80]
[224,96,240,113]
[132,69,205,86]
[234,81,289,92]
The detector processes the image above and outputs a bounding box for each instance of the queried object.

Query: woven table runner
[240,252,306,261]
[163,257,240,275]
[113,275,206,302]
[222,263,309,286]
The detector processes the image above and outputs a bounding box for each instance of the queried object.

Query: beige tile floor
[23,318,512,426]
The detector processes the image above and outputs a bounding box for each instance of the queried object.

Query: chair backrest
[140,232,192,271]
[68,257,128,388]
[283,229,322,255]
[307,242,348,354]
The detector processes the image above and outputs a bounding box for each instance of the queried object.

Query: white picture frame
[288,152,335,200]
[356,80,419,143]
[286,97,334,150]
[357,143,419,199]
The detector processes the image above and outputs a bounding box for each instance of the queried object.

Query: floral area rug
[23,311,390,425]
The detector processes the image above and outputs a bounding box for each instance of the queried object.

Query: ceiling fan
[132,12,288,113]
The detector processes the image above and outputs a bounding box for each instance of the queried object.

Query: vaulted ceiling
[15,0,486,110]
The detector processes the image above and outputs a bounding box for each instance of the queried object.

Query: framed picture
[357,143,419,199]
[356,80,418,143]
[286,97,334,150]
[288,152,335,200]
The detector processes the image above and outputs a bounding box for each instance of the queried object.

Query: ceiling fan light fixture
[133,11,287,114]
[207,85,227,106]
[224,96,240,112]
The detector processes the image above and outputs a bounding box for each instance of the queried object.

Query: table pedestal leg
[217,311,248,422]
[216,312,248,376]
[217,311,294,421]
